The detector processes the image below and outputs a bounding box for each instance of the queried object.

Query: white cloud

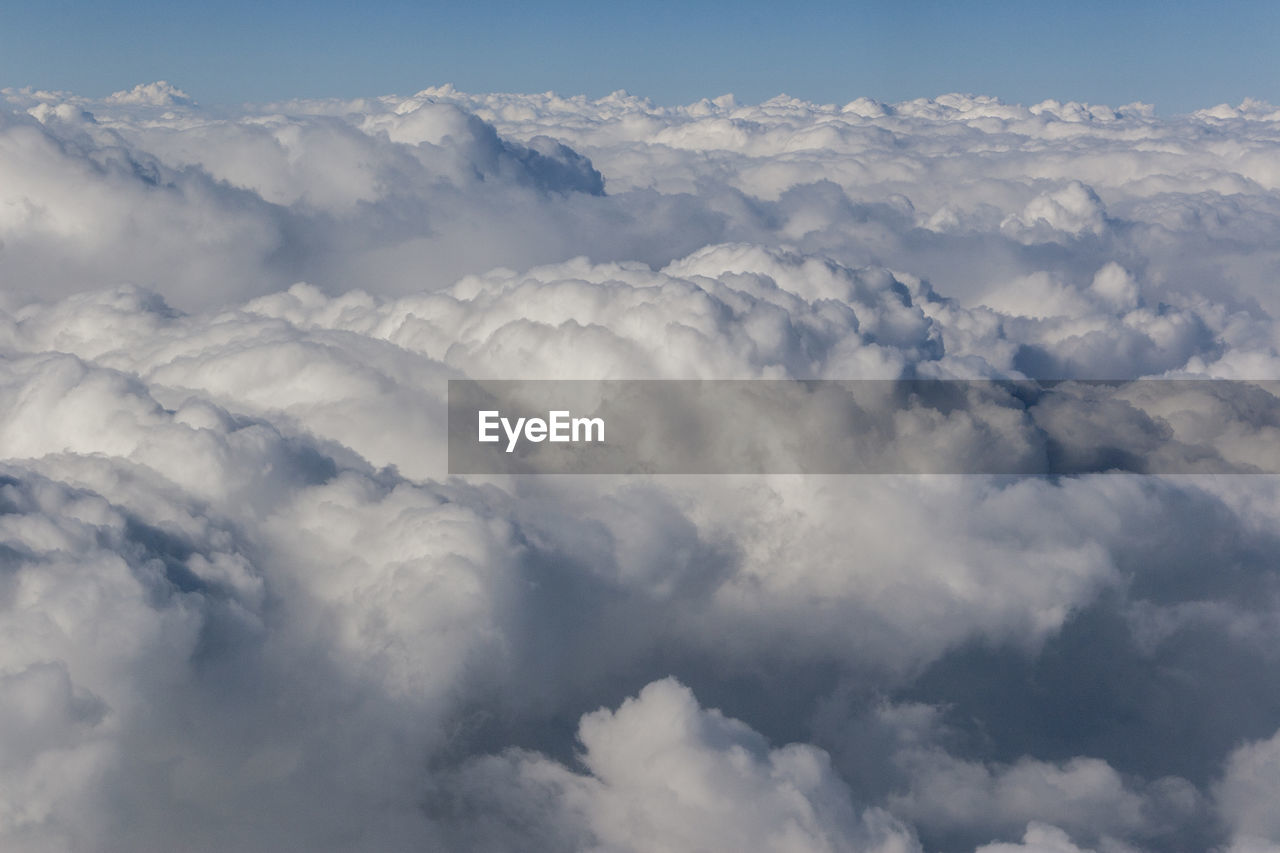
[444,678,921,853]
[1001,182,1109,241]
[1217,728,1280,852]
[105,81,194,107]
[974,823,1096,853]
[3,83,1280,851]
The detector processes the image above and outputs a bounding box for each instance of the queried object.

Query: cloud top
[2,83,1280,851]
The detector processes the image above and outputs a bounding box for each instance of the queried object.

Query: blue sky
[2,0,1278,112]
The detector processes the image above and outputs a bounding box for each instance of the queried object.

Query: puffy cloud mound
[1217,728,1280,852]
[442,678,920,853]
[974,823,1096,853]
[2,82,1280,851]
[105,81,194,107]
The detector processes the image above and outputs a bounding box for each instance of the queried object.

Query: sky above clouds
[3,1,1280,112]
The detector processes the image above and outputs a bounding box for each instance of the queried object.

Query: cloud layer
[3,83,1280,851]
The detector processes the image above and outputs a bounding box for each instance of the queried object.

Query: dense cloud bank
[3,82,1280,851]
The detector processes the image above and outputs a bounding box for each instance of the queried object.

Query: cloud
[3,82,1280,851]
[105,81,194,107]
[973,823,1097,853]
[887,749,1199,849]
[1001,182,1109,241]
[1217,728,1280,853]
[439,678,922,853]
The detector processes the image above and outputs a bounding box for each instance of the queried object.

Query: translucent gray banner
[447,379,1280,474]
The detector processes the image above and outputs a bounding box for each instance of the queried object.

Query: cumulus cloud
[3,81,1280,852]
[440,678,920,853]
[973,823,1098,853]
[105,81,194,107]
[1217,728,1280,852]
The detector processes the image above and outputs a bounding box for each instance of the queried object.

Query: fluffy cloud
[974,824,1097,853]
[441,678,920,853]
[104,81,194,107]
[1217,728,1280,853]
[2,82,1280,852]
